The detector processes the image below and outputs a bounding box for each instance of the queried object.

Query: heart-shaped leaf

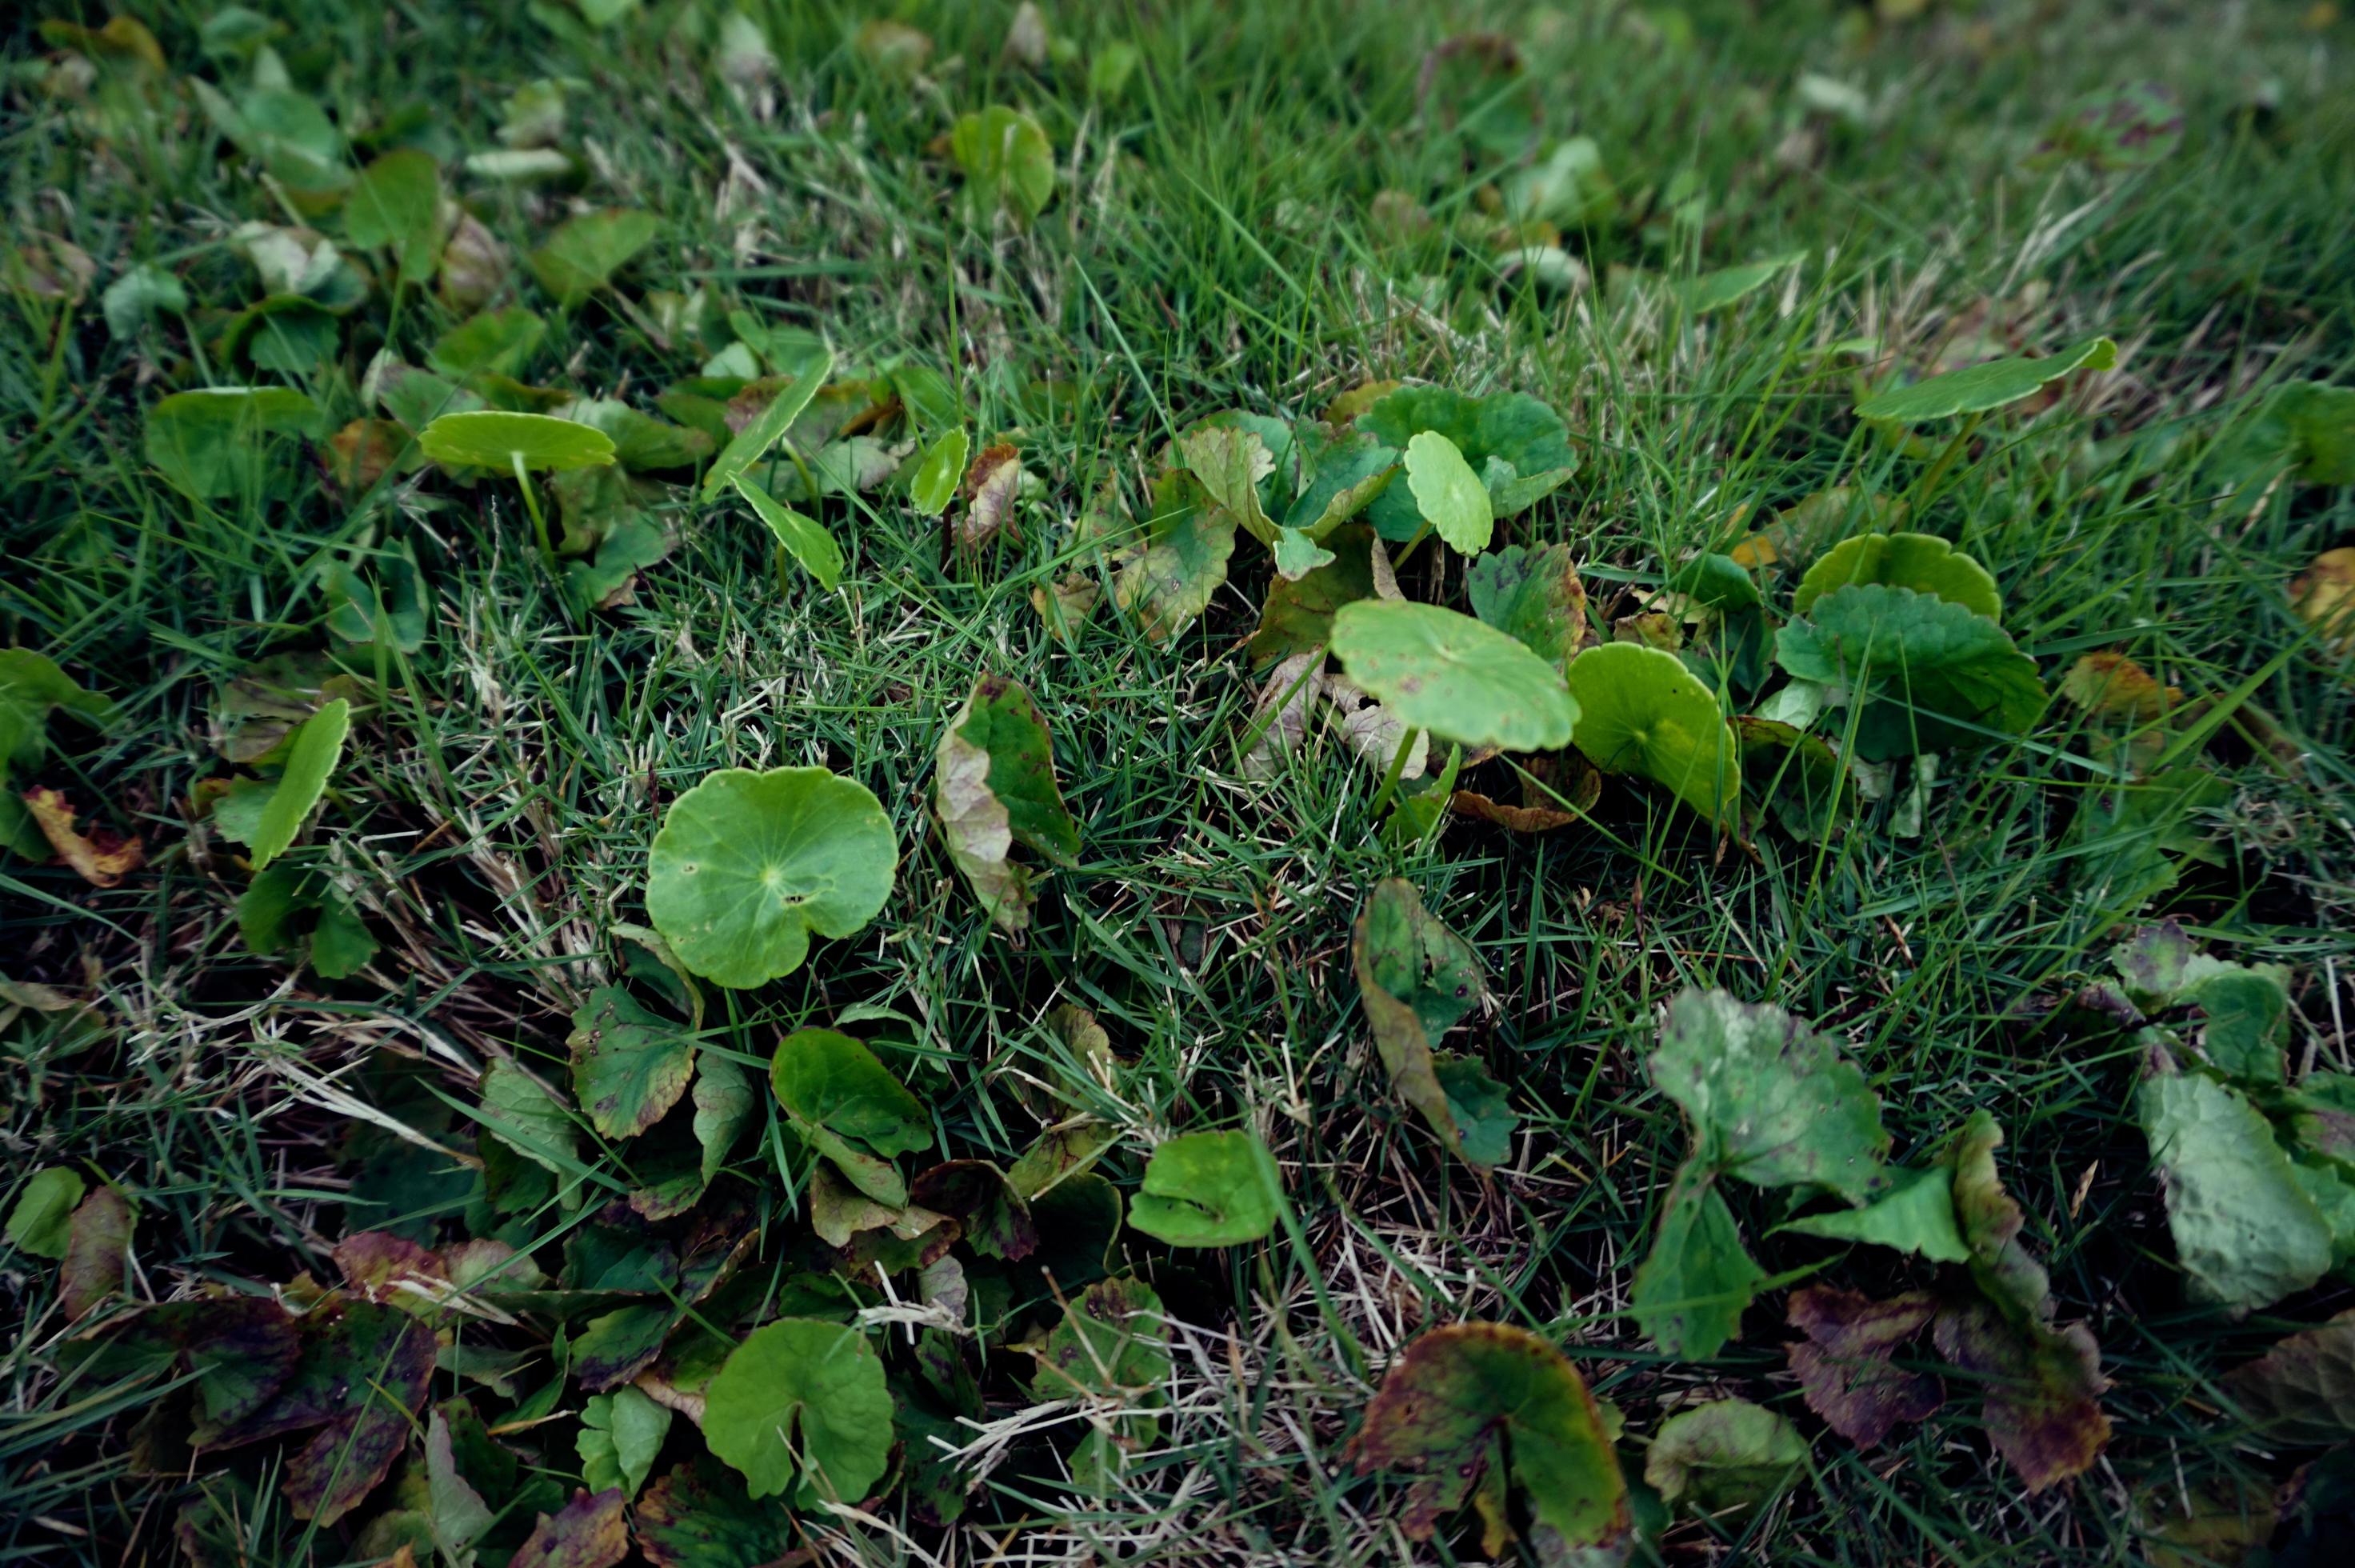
[1401,430,1493,554]
[702,1318,893,1505]
[644,766,898,989]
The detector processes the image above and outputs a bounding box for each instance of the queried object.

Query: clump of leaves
[2090,922,2348,1314]
[1351,385,1578,542]
[1350,878,1515,1169]
[645,766,898,988]
[1349,1322,1629,1558]
[1632,990,1891,1358]
[1775,583,2046,760]
[934,675,1080,935]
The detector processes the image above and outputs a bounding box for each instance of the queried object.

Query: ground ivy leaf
[1644,1398,1807,1511]
[1775,583,2048,759]
[1178,423,1278,546]
[1565,642,1737,826]
[1401,430,1494,554]
[645,766,897,989]
[702,1318,893,1505]
[1779,1164,1969,1262]
[1793,531,2004,623]
[2219,1308,2355,1447]
[576,1386,670,1500]
[690,1053,753,1184]
[1353,386,1577,541]
[1353,878,1494,1167]
[1933,1112,2112,1491]
[1127,1130,1281,1246]
[632,1457,801,1567]
[8,1166,85,1258]
[342,148,442,284]
[528,208,659,306]
[246,697,349,870]
[60,1185,132,1319]
[1349,1321,1629,1555]
[567,987,695,1141]
[1031,1275,1170,1482]
[909,1161,1038,1261]
[1329,599,1578,752]
[1649,989,1890,1201]
[1632,1162,1765,1358]
[950,105,1055,224]
[1112,474,1237,643]
[730,474,843,590]
[1466,542,1589,663]
[1247,523,1377,666]
[1785,1286,1944,1450]
[2138,1070,2331,1313]
[1855,335,2116,422]
[1272,525,1336,579]
[510,1486,629,1568]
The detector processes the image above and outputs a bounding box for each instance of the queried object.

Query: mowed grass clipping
[2,2,2353,1566]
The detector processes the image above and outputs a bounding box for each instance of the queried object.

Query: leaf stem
[1369,726,1421,816]
[512,453,555,570]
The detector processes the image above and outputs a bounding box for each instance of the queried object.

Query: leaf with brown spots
[60,1186,132,1319]
[2060,651,2180,722]
[1785,1286,1943,1449]
[567,987,696,1140]
[1350,1322,1629,1557]
[958,442,1023,547]
[22,787,142,886]
[510,1487,628,1568]
[1352,878,1495,1169]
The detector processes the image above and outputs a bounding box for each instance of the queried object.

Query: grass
[3,0,2353,1563]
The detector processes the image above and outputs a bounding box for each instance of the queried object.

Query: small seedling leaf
[418,410,615,474]
[1856,336,2116,422]
[1401,430,1493,554]
[700,341,834,500]
[247,698,350,870]
[910,427,969,516]
[732,474,843,590]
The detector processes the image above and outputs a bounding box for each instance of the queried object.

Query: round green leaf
[910,426,969,518]
[1352,1321,1629,1553]
[248,697,350,870]
[1564,643,1735,826]
[702,1318,893,1505]
[1773,584,2048,759]
[1793,532,2002,623]
[417,410,615,474]
[645,766,898,989]
[1328,600,1577,753]
[1128,1130,1281,1247]
[732,474,843,590]
[950,105,1055,223]
[1645,1398,1807,1512]
[1401,430,1493,554]
[1854,335,2116,423]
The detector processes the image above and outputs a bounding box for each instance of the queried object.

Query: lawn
[3,1,2353,1564]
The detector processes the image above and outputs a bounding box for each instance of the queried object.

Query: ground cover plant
[3,0,2355,1563]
